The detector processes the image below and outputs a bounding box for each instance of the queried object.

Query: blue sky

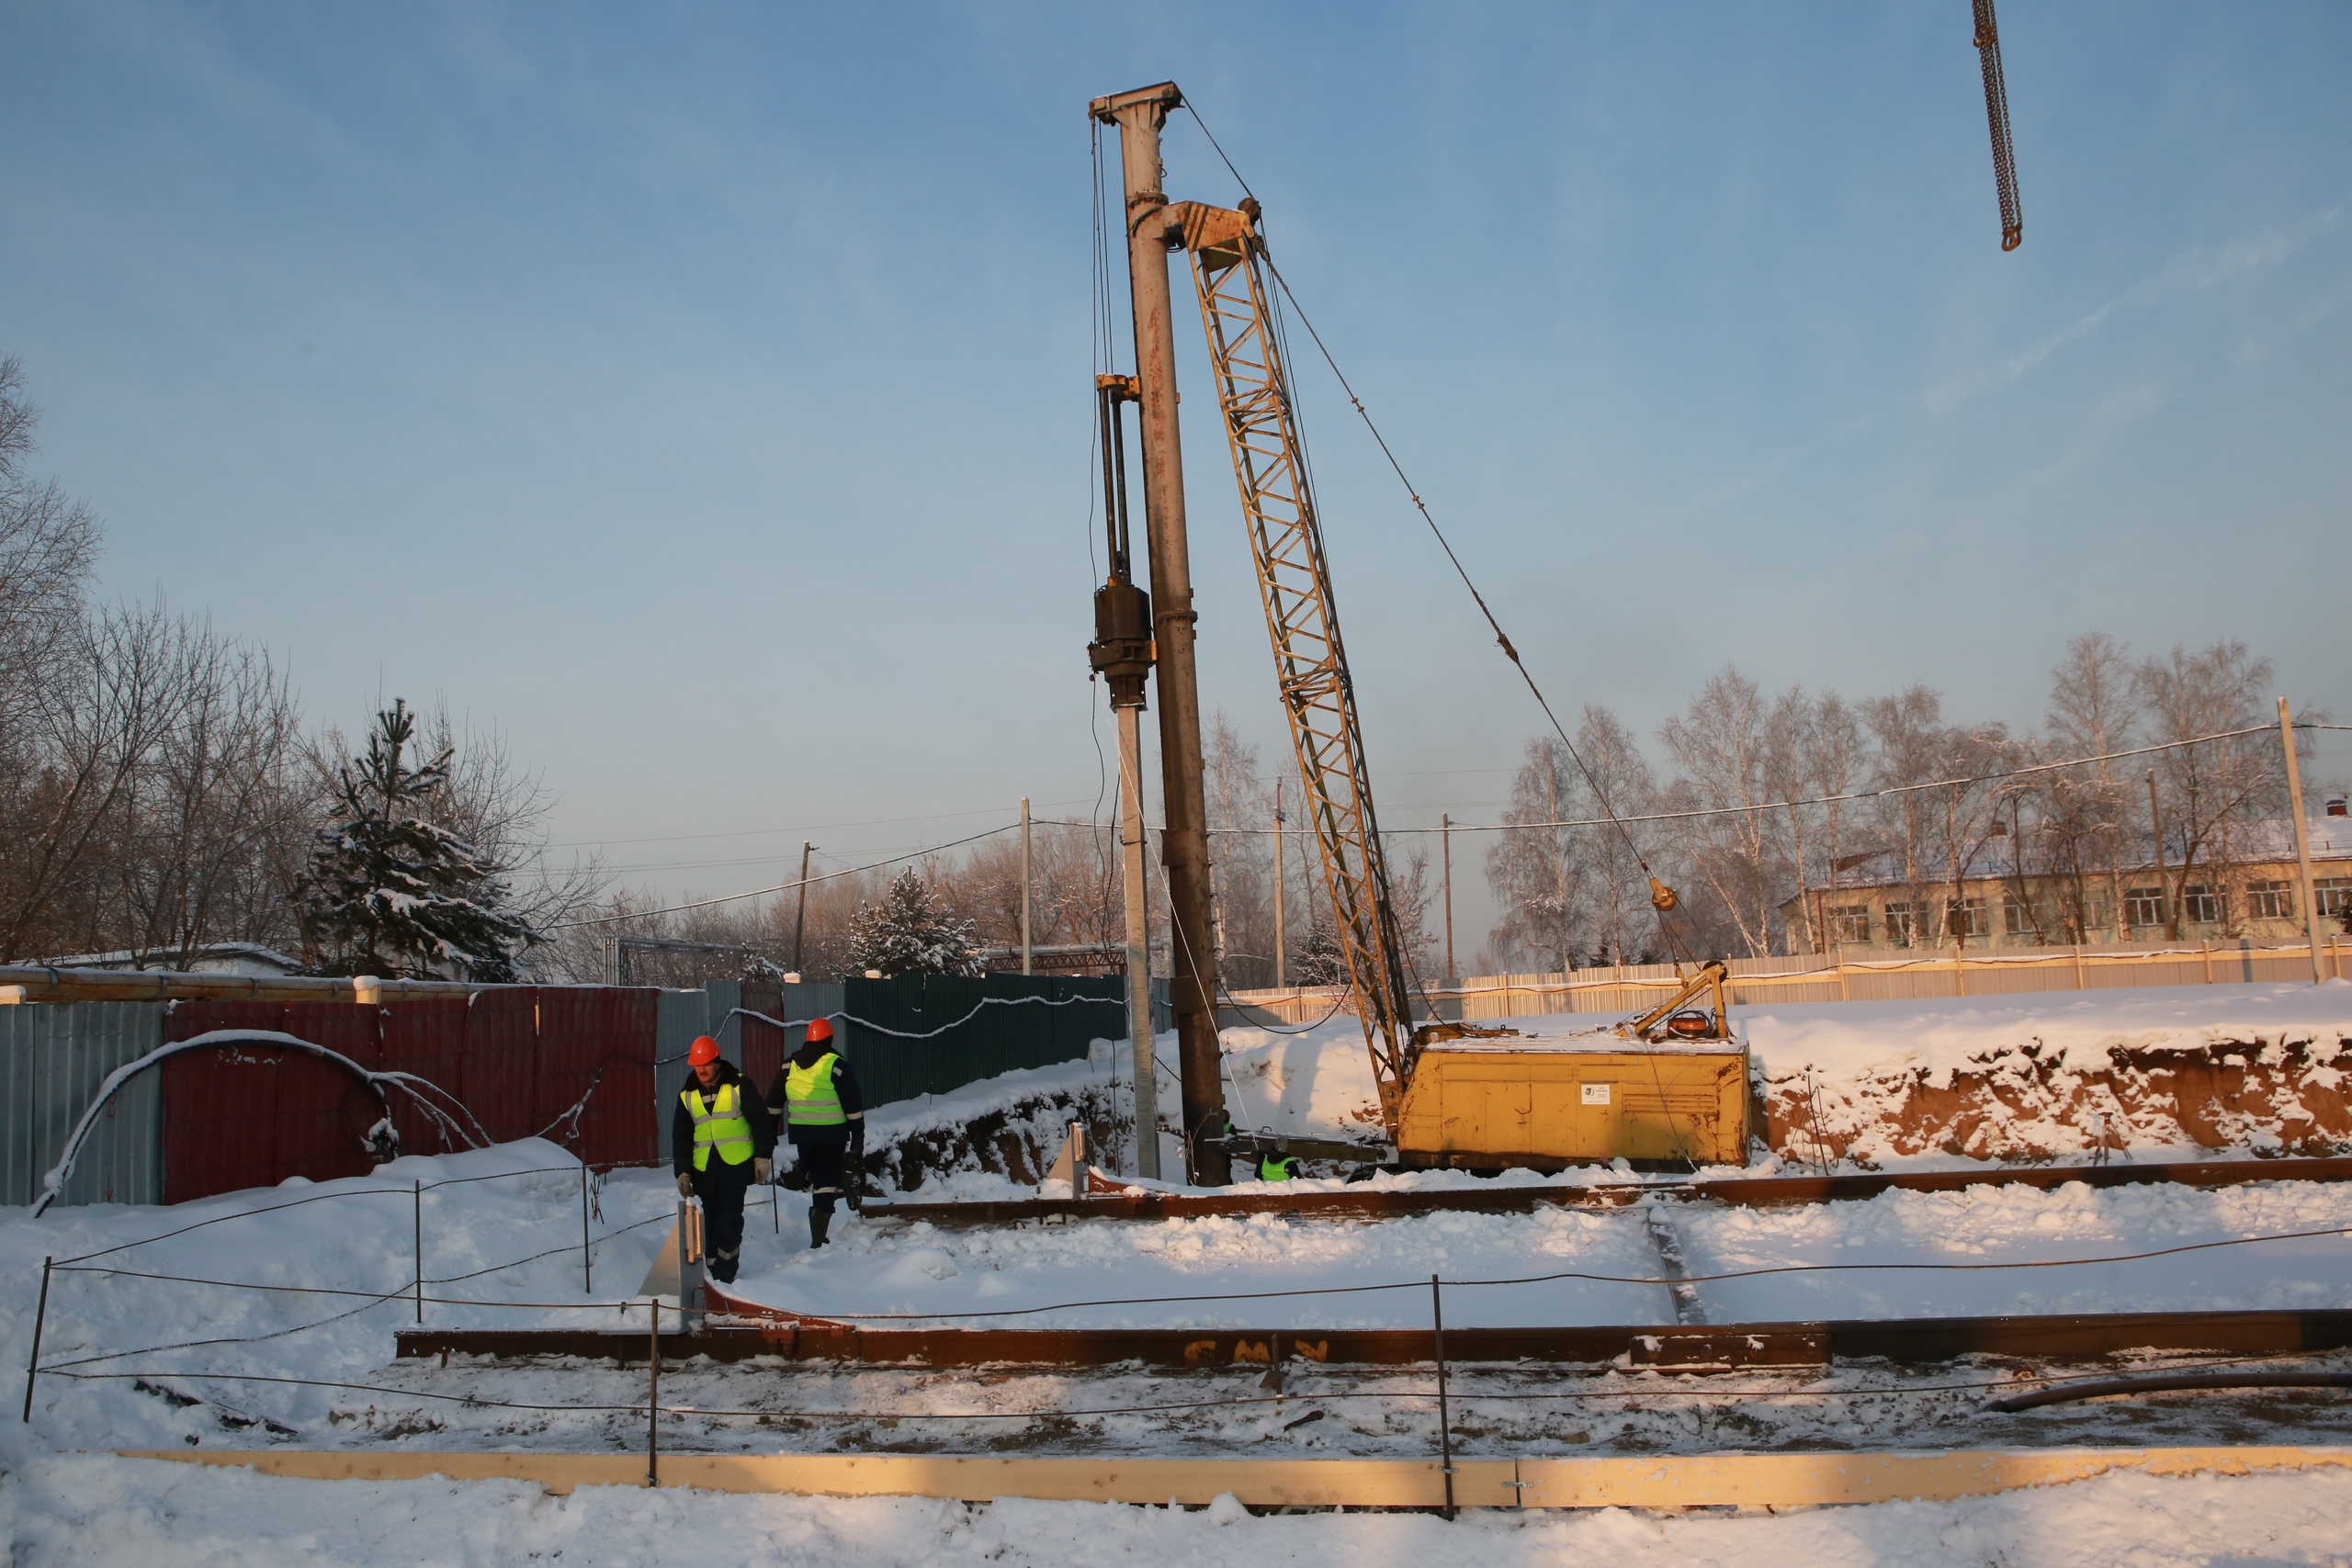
[4,2,2346,935]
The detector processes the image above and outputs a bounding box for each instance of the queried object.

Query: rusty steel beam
[859,1154,2352,1229]
[396,1306,2352,1374]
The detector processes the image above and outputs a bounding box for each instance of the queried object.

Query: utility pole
[2148,771,2172,942]
[1020,797,1034,976]
[791,842,814,976]
[1092,81,1227,1184]
[2279,697,2329,984]
[1442,813,1455,983]
[1272,778,1286,989]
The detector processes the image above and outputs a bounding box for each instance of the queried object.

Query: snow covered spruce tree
[843,867,981,977]
[295,700,538,981]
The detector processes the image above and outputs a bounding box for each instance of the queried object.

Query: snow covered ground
[8,983,2352,1563]
[8,1455,2350,1568]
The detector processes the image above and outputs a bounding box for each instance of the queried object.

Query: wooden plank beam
[397,1305,2352,1371]
[119,1446,2352,1507]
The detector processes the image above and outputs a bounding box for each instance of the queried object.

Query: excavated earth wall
[848,1083,1126,1193]
[1762,1030,2352,1167]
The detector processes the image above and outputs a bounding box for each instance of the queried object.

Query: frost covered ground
[8,982,2352,1563]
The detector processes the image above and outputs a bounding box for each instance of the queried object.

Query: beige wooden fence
[1221,936,2350,1027]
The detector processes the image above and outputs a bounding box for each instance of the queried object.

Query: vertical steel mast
[1089,82,1229,1183]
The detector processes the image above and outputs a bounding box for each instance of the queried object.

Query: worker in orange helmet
[671,1035,775,1285]
[764,1016,865,1248]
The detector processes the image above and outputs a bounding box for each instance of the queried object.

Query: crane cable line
[1183,101,1685,961]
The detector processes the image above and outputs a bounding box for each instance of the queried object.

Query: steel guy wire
[58,1208,2352,1350]
[742,1219,2352,1323]
[51,1164,603,1266]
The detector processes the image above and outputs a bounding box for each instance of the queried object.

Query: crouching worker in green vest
[672,1035,776,1285]
[1259,1143,1300,1182]
[765,1017,865,1249]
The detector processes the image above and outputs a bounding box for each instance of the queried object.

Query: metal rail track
[859,1154,2352,1229]
[397,1305,2352,1373]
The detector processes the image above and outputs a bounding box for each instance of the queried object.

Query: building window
[2315,879,2351,919]
[1883,901,1920,947]
[2182,885,2222,925]
[2004,897,2049,938]
[2246,882,2294,921]
[2124,887,2166,930]
[1827,906,1871,944]
[1945,898,1988,939]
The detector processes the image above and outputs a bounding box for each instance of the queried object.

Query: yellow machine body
[1394,1038,1750,1170]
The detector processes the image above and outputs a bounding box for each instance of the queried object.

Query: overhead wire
[548,823,1022,931]
[1028,721,2349,840]
[1182,100,1679,963]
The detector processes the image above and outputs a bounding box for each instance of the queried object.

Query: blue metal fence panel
[1,1001,166,1208]
[652,989,712,1166]
[779,981,844,1026]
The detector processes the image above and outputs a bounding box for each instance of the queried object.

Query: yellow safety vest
[785,1052,845,1125]
[684,1081,753,1170]
[1260,1153,1298,1181]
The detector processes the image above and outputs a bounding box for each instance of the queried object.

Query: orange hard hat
[804,1017,834,1043]
[687,1035,721,1066]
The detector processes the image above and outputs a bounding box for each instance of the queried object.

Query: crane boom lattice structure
[1170,200,1419,1127]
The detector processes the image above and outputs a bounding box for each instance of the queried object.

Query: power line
[1035,722,2346,839]
[548,824,1022,931]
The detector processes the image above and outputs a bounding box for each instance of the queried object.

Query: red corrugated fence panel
[534,987,658,1168]
[461,988,539,1144]
[376,999,474,1155]
[162,1002,382,1204]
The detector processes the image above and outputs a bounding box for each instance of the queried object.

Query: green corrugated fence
[838,974,1131,1108]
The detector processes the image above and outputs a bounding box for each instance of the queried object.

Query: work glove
[753,1157,773,1185]
[675,1172,694,1200]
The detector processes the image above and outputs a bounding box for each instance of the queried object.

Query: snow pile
[1751,981,2352,1165]
[725,1170,2352,1329]
[729,1201,1664,1328]
[1,1140,682,1461]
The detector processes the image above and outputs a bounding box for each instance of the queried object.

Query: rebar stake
[580,1164,594,1292]
[1430,1272,1454,1520]
[413,1179,424,1324]
[646,1301,661,1486]
[21,1257,52,1423]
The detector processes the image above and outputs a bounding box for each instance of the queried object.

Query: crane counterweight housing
[1094,85,1750,1174]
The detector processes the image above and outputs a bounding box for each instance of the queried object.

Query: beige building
[1780,801,2351,953]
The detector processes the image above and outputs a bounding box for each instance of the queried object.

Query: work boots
[808,1209,831,1249]
[709,1247,739,1284]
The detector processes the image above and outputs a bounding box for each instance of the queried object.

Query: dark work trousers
[793,1124,854,1245]
[689,1162,753,1282]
